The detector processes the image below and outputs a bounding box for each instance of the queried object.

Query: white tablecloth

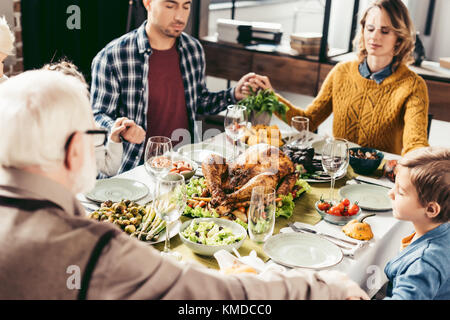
[79,128,412,298]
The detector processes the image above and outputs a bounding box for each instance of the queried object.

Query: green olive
[130,207,138,215]
[108,216,115,223]
[122,220,130,226]
[130,217,138,225]
[124,225,136,234]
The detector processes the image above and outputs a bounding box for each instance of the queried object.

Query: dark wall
[21,0,130,84]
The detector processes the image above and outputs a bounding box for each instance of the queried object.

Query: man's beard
[163,28,181,38]
[71,144,97,194]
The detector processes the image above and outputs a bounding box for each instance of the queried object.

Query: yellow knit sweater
[276,60,429,155]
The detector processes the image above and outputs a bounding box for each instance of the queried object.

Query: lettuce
[275,194,295,219]
[183,205,219,218]
[295,178,311,198]
[234,218,248,230]
[186,178,207,198]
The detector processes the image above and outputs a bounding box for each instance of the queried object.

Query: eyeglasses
[64,129,109,150]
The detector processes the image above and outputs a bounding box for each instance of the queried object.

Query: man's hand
[110,117,146,144]
[317,270,370,300]
[234,72,256,101]
[240,74,274,98]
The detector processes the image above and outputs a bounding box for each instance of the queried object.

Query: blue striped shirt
[91,21,236,175]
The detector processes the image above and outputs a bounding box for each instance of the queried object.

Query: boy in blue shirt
[384,146,449,300]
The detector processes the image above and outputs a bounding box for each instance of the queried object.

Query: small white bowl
[179,218,247,256]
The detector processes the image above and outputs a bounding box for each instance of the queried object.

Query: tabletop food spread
[82,129,406,297]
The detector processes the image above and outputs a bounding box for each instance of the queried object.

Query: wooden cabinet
[252,53,319,96]
[202,39,320,97]
[203,45,252,82]
[426,80,450,122]
[317,63,334,93]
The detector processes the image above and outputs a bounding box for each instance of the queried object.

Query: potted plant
[238,88,289,126]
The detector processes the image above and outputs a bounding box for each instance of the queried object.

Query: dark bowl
[349,147,384,176]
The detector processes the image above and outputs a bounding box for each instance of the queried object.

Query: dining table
[78,119,413,299]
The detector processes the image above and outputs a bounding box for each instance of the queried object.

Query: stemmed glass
[224,105,248,159]
[144,136,173,180]
[154,173,187,260]
[247,187,276,244]
[321,138,349,202]
[290,116,310,148]
[144,136,173,199]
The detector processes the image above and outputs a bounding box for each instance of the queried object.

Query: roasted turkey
[202,144,297,215]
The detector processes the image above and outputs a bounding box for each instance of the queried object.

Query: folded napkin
[214,249,286,274]
[280,223,369,259]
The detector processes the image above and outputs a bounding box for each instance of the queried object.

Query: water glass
[224,105,248,159]
[247,187,276,243]
[291,116,310,147]
[321,138,349,202]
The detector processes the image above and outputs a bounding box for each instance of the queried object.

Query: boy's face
[388,166,427,222]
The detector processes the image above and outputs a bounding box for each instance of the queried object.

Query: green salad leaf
[184,205,219,218]
[186,177,207,198]
[295,178,311,198]
[238,88,289,121]
[181,220,244,245]
[275,193,295,219]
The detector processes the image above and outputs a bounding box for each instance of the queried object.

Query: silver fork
[288,223,357,250]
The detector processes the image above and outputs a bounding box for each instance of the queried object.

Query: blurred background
[1,0,448,145]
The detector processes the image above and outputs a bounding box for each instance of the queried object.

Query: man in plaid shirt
[91,0,254,175]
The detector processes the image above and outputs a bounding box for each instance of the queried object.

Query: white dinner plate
[312,139,360,155]
[85,178,149,203]
[339,184,392,211]
[146,220,182,245]
[263,232,343,269]
[178,143,234,164]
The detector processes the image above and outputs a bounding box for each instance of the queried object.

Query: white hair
[0,16,14,55]
[0,70,94,169]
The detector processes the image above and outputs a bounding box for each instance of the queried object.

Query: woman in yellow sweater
[246,0,429,156]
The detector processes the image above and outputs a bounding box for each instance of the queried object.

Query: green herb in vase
[238,88,289,123]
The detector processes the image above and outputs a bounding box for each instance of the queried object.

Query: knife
[354,176,394,189]
[288,223,359,246]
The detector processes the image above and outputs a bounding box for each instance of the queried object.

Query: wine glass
[247,186,276,243]
[144,136,173,179]
[321,138,349,202]
[290,116,310,148]
[154,173,187,260]
[144,136,173,224]
[224,105,248,159]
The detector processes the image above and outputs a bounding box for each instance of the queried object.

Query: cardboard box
[440,57,450,69]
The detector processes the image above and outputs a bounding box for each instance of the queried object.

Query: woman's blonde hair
[0,16,15,55]
[354,0,416,70]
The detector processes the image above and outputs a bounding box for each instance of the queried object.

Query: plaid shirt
[91,21,236,175]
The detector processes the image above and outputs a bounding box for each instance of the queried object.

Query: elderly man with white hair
[0,16,14,84]
[0,70,368,300]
